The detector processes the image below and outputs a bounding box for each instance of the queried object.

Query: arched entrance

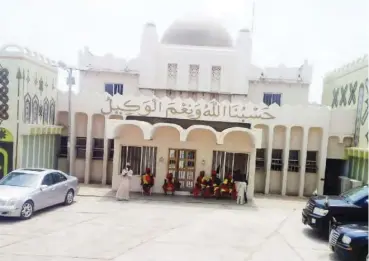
[0,127,14,178]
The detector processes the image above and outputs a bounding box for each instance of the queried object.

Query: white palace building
[0,17,358,200]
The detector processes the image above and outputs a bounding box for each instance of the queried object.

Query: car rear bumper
[0,206,21,217]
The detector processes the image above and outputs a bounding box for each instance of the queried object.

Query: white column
[281,126,291,196]
[17,135,23,169]
[43,134,48,168]
[26,134,30,167]
[298,127,309,197]
[32,135,36,167]
[247,149,256,200]
[361,158,366,181]
[264,125,274,194]
[69,112,76,174]
[47,135,52,168]
[37,135,42,167]
[318,131,329,194]
[112,139,121,190]
[84,114,93,184]
[102,136,109,185]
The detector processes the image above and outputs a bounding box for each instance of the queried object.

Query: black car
[302,185,368,235]
[329,218,368,261]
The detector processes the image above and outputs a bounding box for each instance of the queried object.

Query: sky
[1,0,368,102]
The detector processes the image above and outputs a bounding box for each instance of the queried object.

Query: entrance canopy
[106,119,262,147]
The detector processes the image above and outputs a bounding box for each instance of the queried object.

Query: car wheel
[20,201,34,220]
[64,189,74,205]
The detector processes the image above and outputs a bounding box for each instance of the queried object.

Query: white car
[0,168,79,219]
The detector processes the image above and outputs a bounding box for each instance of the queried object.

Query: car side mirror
[40,185,48,191]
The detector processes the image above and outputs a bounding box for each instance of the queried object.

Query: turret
[234,28,252,94]
[139,23,159,89]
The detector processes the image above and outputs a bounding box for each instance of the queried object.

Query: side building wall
[322,55,368,184]
[0,44,62,176]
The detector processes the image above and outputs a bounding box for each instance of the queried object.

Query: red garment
[192,174,204,197]
[163,173,175,193]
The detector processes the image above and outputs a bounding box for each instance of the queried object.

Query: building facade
[54,17,354,200]
[322,55,368,184]
[0,45,63,178]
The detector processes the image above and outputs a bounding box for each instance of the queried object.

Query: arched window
[31,95,39,124]
[49,99,55,125]
[23,93,31,123]
[43,98,49,124]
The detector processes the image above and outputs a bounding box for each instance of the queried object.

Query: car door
[37,174,56,209]
[51,172,68,204]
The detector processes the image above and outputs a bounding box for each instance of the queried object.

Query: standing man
[116,162,133,201]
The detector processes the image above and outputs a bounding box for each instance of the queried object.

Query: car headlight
[6,198,19,207]
[312,207,329,216]
[341,235,352,245]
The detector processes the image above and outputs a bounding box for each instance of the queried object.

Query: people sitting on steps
[220,173,237,199]
[192,171,205,197]
[201,171,212,198]
[210,170,221,198]
[141,168,154,195]
[163,173,178,195]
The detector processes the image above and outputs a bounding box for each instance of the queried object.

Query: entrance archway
[0,127,14,178]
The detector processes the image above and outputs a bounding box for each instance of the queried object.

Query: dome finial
[161,17,233,47]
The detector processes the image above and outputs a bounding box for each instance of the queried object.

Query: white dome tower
[139,22,159,89]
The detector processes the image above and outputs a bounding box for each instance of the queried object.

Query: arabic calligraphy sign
[101,94,276,121]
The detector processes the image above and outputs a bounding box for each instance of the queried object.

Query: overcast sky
[1,0,368,102]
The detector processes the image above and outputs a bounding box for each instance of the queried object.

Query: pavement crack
[0,215,99,250]
[244,208,296,261]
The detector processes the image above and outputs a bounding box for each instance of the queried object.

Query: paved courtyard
[0,195,338,261]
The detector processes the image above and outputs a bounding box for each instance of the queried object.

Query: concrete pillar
[318,131,329,194]
[26,134,30,167]
[47,135,52,168]
[360,157,366,181]
[264,125,274,194]
[43,134,48,168]
[112,139,121,190]
[69,112,76,174]
[32,135,36,167]
[281,126,291,196]
[247,148,256,200]
[37,135,41,167]
[298,127,309,197]
[17,135,23,169]
[102,136,109,185]
[84,114,93,184]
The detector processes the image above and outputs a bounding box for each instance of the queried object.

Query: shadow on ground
[0,202,76,223]
[302,228,342,261]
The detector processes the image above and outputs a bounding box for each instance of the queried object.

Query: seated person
[192,171,205,197]
[201,172,212,198]
[162,173,175,195]
[141,168,154,195]
[210,170,221,197]
[220,173,234,197]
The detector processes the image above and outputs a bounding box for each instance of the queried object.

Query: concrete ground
[0,191,339,261]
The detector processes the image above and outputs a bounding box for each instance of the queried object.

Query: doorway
[324,158,346,195]
[0,127,14,178]
[212,151,249,181]
[167,148,196,192]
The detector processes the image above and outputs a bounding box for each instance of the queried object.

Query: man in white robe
[116,163,133,201]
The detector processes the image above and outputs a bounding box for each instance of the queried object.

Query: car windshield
[341,186,368,203]
[0,172,41,188]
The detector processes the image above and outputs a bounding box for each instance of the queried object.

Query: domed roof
[161,18,233,47]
